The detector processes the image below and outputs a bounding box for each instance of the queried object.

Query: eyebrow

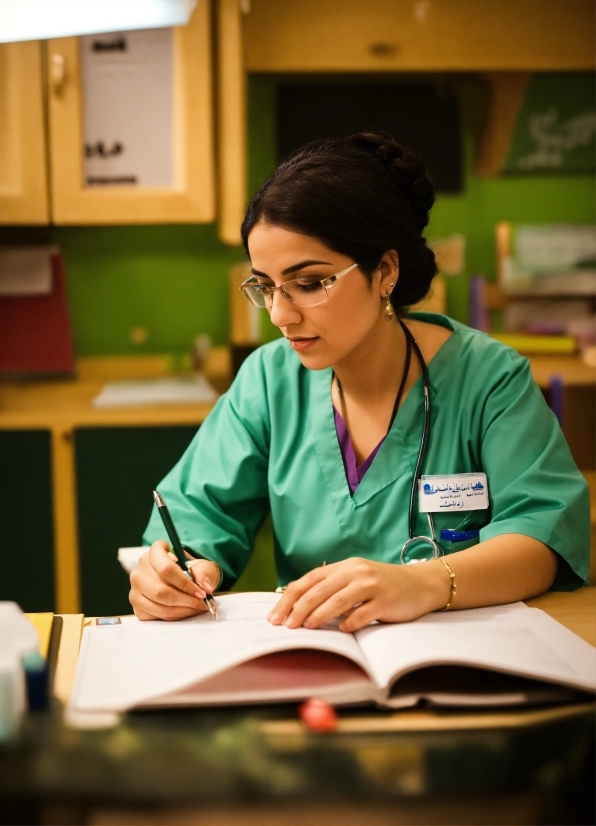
[251,259,332,278]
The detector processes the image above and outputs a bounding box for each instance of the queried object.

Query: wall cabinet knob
[51,54,66,95]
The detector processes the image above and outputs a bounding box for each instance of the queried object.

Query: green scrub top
[144,313,590,591]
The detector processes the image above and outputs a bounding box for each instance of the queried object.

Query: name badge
[419,473,489,512]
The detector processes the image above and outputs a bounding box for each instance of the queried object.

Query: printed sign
[419,473,488,513]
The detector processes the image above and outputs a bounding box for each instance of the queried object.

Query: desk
[2,590,591,826]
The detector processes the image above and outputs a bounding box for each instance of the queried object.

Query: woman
[130,131,589,630]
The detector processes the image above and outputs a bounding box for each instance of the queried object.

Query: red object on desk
[0,252,75,377]
[299,697,339,733]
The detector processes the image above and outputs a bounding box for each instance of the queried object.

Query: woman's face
[247,222,398,371]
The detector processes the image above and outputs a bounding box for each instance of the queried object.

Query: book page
[355,603,596,696]
[69,593,370,713]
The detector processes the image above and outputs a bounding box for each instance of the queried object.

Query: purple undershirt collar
[333,407,386,495]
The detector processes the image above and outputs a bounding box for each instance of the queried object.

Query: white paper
[81,27,174,188]
[92,375,218,408]
[69,593,370,713]
[355,603,596,695]
[419,473,489,513]
[117,547,148,573]
[0,247,56,296]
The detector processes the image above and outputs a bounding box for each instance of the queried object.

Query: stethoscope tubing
[398,321,442,563]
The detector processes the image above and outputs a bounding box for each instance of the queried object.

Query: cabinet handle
[368,42,400,58]
[51,53,67,95]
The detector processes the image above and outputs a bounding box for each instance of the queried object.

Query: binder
[0,251,75,377]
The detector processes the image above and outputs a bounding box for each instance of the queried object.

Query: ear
[376,250,399,296]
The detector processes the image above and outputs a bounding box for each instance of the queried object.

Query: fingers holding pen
[186,558,221,596]
[131,592,208,622]
[129,541,209,620]
[148,541,207,600]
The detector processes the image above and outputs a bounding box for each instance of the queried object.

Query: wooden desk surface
[526,586,596,646]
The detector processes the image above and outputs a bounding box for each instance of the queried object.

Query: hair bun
[348,131,435,231]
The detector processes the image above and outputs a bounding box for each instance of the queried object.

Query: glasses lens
[242,283,269,308]
[284,278,328,307]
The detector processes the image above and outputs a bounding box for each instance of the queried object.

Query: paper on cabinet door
[81,28,174,188]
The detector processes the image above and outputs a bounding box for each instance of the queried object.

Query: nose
[268,289,303,329]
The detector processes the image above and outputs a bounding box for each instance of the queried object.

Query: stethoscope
[397,321,442,565]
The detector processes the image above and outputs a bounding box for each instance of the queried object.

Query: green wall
[2,75,594,357]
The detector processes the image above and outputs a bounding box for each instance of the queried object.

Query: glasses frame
[239,262,359,309]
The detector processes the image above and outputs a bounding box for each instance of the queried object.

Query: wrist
[415,559,452,613]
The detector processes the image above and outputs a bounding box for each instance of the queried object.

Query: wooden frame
[0,40,49,224]
[475,74,529,177]
[47,0,215,225]
[244,0,596,73]
[216,0,247,246]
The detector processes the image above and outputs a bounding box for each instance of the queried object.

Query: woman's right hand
[129,540,221,621]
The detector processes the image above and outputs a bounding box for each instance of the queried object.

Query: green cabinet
[0,430,54,611]
[75,425,277,617]
[75,426,199,617]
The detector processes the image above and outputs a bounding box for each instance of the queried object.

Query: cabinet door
[75,425,277,617]
[244,0,595,72]
[0,41,49,224]
[0,431,54,611]
[75,426,199,616]
[47,1,215,224]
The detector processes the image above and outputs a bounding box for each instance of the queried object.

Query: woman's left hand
[268,557,451,632]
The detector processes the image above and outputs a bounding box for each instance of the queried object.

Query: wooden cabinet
[47,0,215,224]
[244,0,595,73]
[0,353,277,613]
[0,41,49,224]
[0,2,215,226]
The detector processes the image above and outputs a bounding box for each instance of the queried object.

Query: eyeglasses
[239,262,359,309]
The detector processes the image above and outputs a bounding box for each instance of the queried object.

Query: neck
[333,317,407,402]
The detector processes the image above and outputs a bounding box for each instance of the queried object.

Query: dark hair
[241,131,437,311]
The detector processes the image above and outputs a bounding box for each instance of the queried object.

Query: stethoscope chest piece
[400,534,442,565]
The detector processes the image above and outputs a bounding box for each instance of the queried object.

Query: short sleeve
[478,353,590,590]
[143,351,271,589]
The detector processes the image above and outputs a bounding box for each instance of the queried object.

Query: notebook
[67,593,596,721]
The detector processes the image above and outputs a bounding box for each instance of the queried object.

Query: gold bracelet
[439,558,457,611]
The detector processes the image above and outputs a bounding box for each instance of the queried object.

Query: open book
[68,593,595,718]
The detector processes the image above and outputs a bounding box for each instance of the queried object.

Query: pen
[152,490,218,621]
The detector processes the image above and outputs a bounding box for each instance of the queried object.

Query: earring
[384,283,395,321]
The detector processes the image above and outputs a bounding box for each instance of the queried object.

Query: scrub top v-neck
[144,313,590,592]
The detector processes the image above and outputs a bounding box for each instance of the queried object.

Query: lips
[287,336,319,352]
